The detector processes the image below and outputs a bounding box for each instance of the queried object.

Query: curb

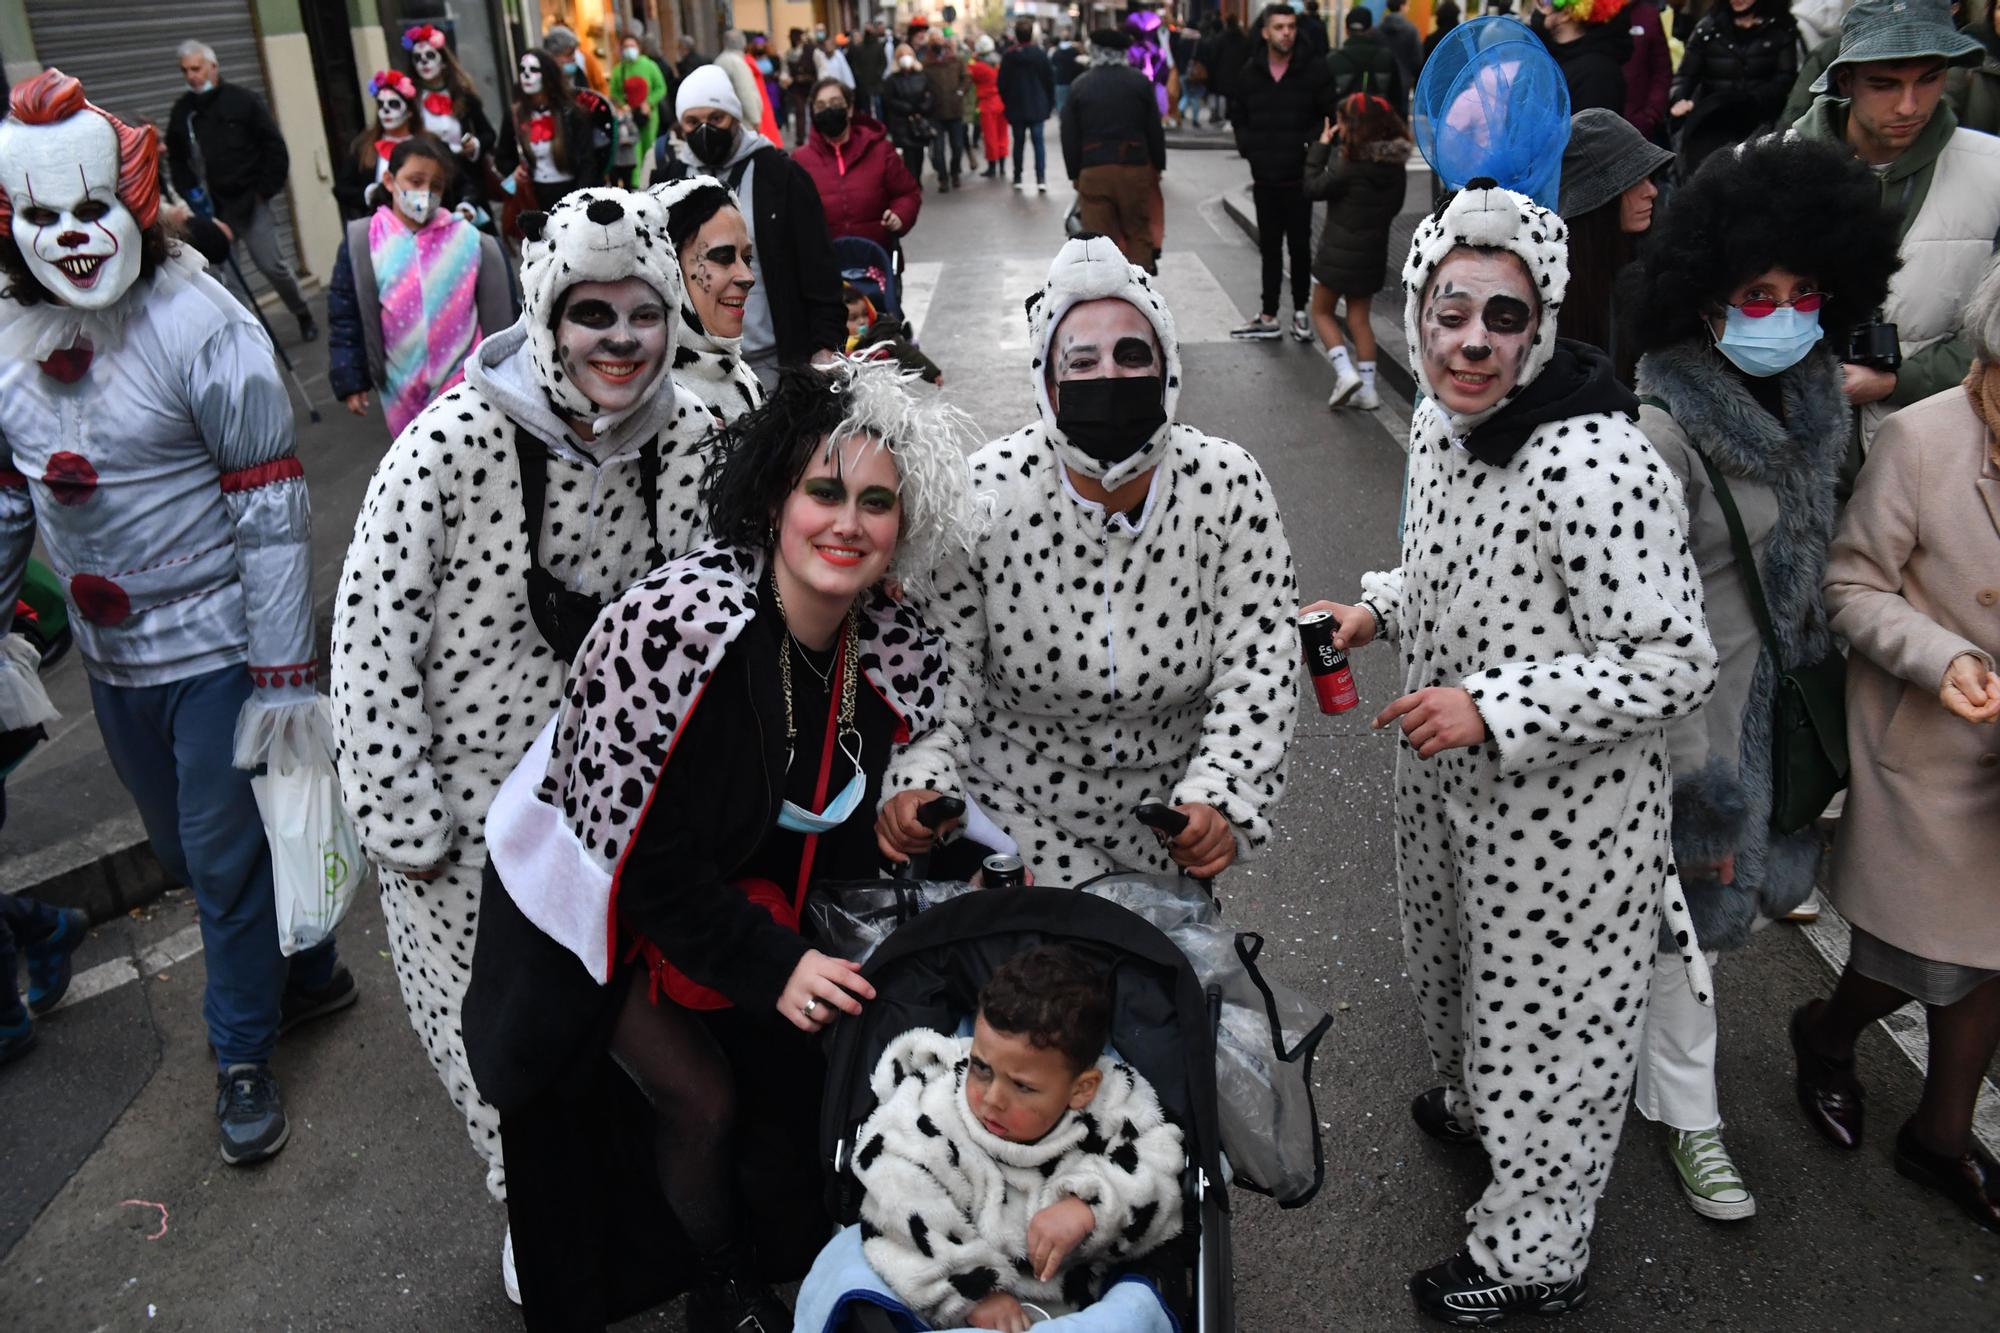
[1218,185,1421,406]
[1163,128,1238,151]
[3,813,172,926]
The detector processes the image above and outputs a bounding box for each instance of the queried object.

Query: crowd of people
[0,2,1998,1332]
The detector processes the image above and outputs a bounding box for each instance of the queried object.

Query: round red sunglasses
[1731,291,1827,318]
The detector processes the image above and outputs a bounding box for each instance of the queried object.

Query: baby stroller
[812,879,1242,1333]
[833,234,911,341]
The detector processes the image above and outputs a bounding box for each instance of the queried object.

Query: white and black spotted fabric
[490,543,949,983]
[853,1029,1184,1328]
[888,239,1299,886]
[1358,185,1718,1285]
[330,188,716,1200]
[647,175,765,423]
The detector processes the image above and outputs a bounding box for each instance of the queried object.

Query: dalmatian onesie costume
[853,1029,1184,1327]
[332,189,714,1198]
[1359,187,1718,1288]
[890,237,1298,885]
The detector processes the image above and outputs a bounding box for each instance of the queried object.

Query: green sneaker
[1669,1127,1757,1221]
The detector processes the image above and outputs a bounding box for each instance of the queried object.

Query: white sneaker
[1325,361,1363,408]
[503,1224,521,1305]
[1349,380,1381,411]
[1290,311,1312,342]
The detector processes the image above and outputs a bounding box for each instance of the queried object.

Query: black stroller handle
[1135,802,1191,838]
[889,795,967,881]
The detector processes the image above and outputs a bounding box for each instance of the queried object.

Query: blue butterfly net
[1412,17,1571,209]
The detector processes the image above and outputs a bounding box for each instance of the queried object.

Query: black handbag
[1691,446,1849,833]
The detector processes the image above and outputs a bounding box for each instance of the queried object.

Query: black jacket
[1052,43,1086,87]
[882,69,937,149]
[1232,49,1334,186]
[1212,26,1251,99]
[1535,19,1632,116]
[1326,31,1407,117]
[1304,138,1412,294]
[1061,63,1167,180]
[1671,11,1799,127]
[851,34,890,96]
[167,82,290,230]
[657,146,846,363]
[998,44,1057,123]
[494,99,604,186]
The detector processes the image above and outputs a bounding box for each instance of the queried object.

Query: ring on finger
[802,996,821,1018]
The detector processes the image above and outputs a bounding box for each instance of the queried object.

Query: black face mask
[687,121,736,165]
[1053,375,1168,466]
[813,106,850,138]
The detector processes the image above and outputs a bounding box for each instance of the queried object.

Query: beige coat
[1823,387,2000,968]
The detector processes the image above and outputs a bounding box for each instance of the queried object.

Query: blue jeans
[91,665,337,1066]
[0,858,64,1021]
[1010,119,1047,183]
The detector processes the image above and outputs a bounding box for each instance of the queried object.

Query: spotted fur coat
[854,1028,1184,1327]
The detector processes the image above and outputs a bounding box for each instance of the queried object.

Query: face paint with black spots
[1419,250,1540,415]
[554,277,669,416]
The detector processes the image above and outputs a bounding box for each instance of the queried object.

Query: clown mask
[412,40,445,84]
[0,110,141,310]
[555,278,669,416]
[376,87,411,130]
[1417,250,1541,417]
[519,55,545,97]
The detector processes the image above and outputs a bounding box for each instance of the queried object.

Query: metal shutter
[25,0,310,297]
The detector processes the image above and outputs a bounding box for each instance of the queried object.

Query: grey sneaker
[1231,315,1282,340]
[1290,310,1312,342]
[216,1063,290,1165]
[1669,1126,1757,1221]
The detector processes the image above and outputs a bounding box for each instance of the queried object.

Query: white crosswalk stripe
[901,251,1247,349]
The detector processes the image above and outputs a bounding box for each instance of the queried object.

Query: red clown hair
[0,69,161,233]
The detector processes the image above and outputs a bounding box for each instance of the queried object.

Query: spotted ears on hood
[518,210,548,243]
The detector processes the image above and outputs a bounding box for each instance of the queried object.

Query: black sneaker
[279,964,358,1036]
[216,1063,290,1165]
[26,907,90,1016]
[1412,1087,1480,1147]
[298,312,319,342]
[1412,1251,1587,1326]
[685,1276,792,1333]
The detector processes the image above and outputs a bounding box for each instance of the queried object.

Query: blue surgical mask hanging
[1712,304,1822,378]
[776,730,866,834]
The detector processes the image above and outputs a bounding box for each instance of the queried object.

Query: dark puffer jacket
[1231,49,1334,186]
[882,68,938,150]
[1671,9,1800,130]
[1536,18,1632,116]
[1303,137,1412,295]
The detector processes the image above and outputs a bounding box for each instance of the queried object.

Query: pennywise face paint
[519,54,545,97]
[376,89,411,130]
[1419,249,1540,416]
[555,277,669,416]
[679,205,755,338]
[0,112,142,310]
[412,41,445,83]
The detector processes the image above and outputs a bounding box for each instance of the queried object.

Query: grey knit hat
[1809,0,1985,94]
[1559,109,1674,219]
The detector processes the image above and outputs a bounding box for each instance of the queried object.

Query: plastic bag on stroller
[806,873,1331,1207]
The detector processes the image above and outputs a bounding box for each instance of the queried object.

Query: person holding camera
[1791,0,2000,468]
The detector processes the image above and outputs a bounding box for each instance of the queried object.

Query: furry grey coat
[1636,340,1845,950]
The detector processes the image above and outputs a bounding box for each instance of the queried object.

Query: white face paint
[412,42,445,82]
[376,90,411,130]
[519,55,544,96]
[555,278,670,415]
[1418,250,1541,416]
[0,112,142,310]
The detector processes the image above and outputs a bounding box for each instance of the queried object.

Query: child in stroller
[852,944,1185,1330]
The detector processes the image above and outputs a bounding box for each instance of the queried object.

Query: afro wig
[1625,134,1902,357]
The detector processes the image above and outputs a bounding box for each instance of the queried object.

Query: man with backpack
[1327,6,1407,118]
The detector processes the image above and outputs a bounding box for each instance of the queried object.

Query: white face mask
[623,45,640,61]
[376,91,410,130]
[396,187,437,225]
[0,112,143,310]
[412,43,444,82]
[519,58,544,96]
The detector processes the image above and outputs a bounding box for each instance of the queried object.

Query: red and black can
[1298,610,1360,715]
[982,853,1027,891]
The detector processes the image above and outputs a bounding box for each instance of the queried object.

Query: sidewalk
[0,285,396,923]
[1219,159,1434,404]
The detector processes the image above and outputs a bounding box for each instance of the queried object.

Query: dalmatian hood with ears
[1024,234,1182,492]
[1401,183,1570,437]
[511,188,684,429]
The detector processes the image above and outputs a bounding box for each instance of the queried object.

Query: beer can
[1297,610,1360,715]
[982,853,1026,891]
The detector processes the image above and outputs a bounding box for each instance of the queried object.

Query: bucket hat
[1810,0,1985,94]
[1559,108,1674,218]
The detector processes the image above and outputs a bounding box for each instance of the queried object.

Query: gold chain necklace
[770,575,861,758]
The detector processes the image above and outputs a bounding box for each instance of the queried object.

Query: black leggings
[608,970,824,1257]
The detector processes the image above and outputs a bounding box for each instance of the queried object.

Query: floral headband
[402,24,447,52]
[369,70,418,100]
[1547,0,1624,22]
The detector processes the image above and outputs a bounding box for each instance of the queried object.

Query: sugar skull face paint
[1419,248,1540,417]
[0,111,142,310]
[412,41,445,83]
[519,54,545,97]
[376,89,411,129]
[554,277,669,416]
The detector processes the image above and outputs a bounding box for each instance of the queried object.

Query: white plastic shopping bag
[249,697,365,955]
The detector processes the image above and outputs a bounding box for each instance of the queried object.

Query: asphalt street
[1,145,1995,1333]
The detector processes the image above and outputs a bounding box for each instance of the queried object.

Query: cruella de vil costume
[0,70,340,1164]
[331,187,715,1199]
[890,235,1299,885]
[1357,186,1717,1310]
